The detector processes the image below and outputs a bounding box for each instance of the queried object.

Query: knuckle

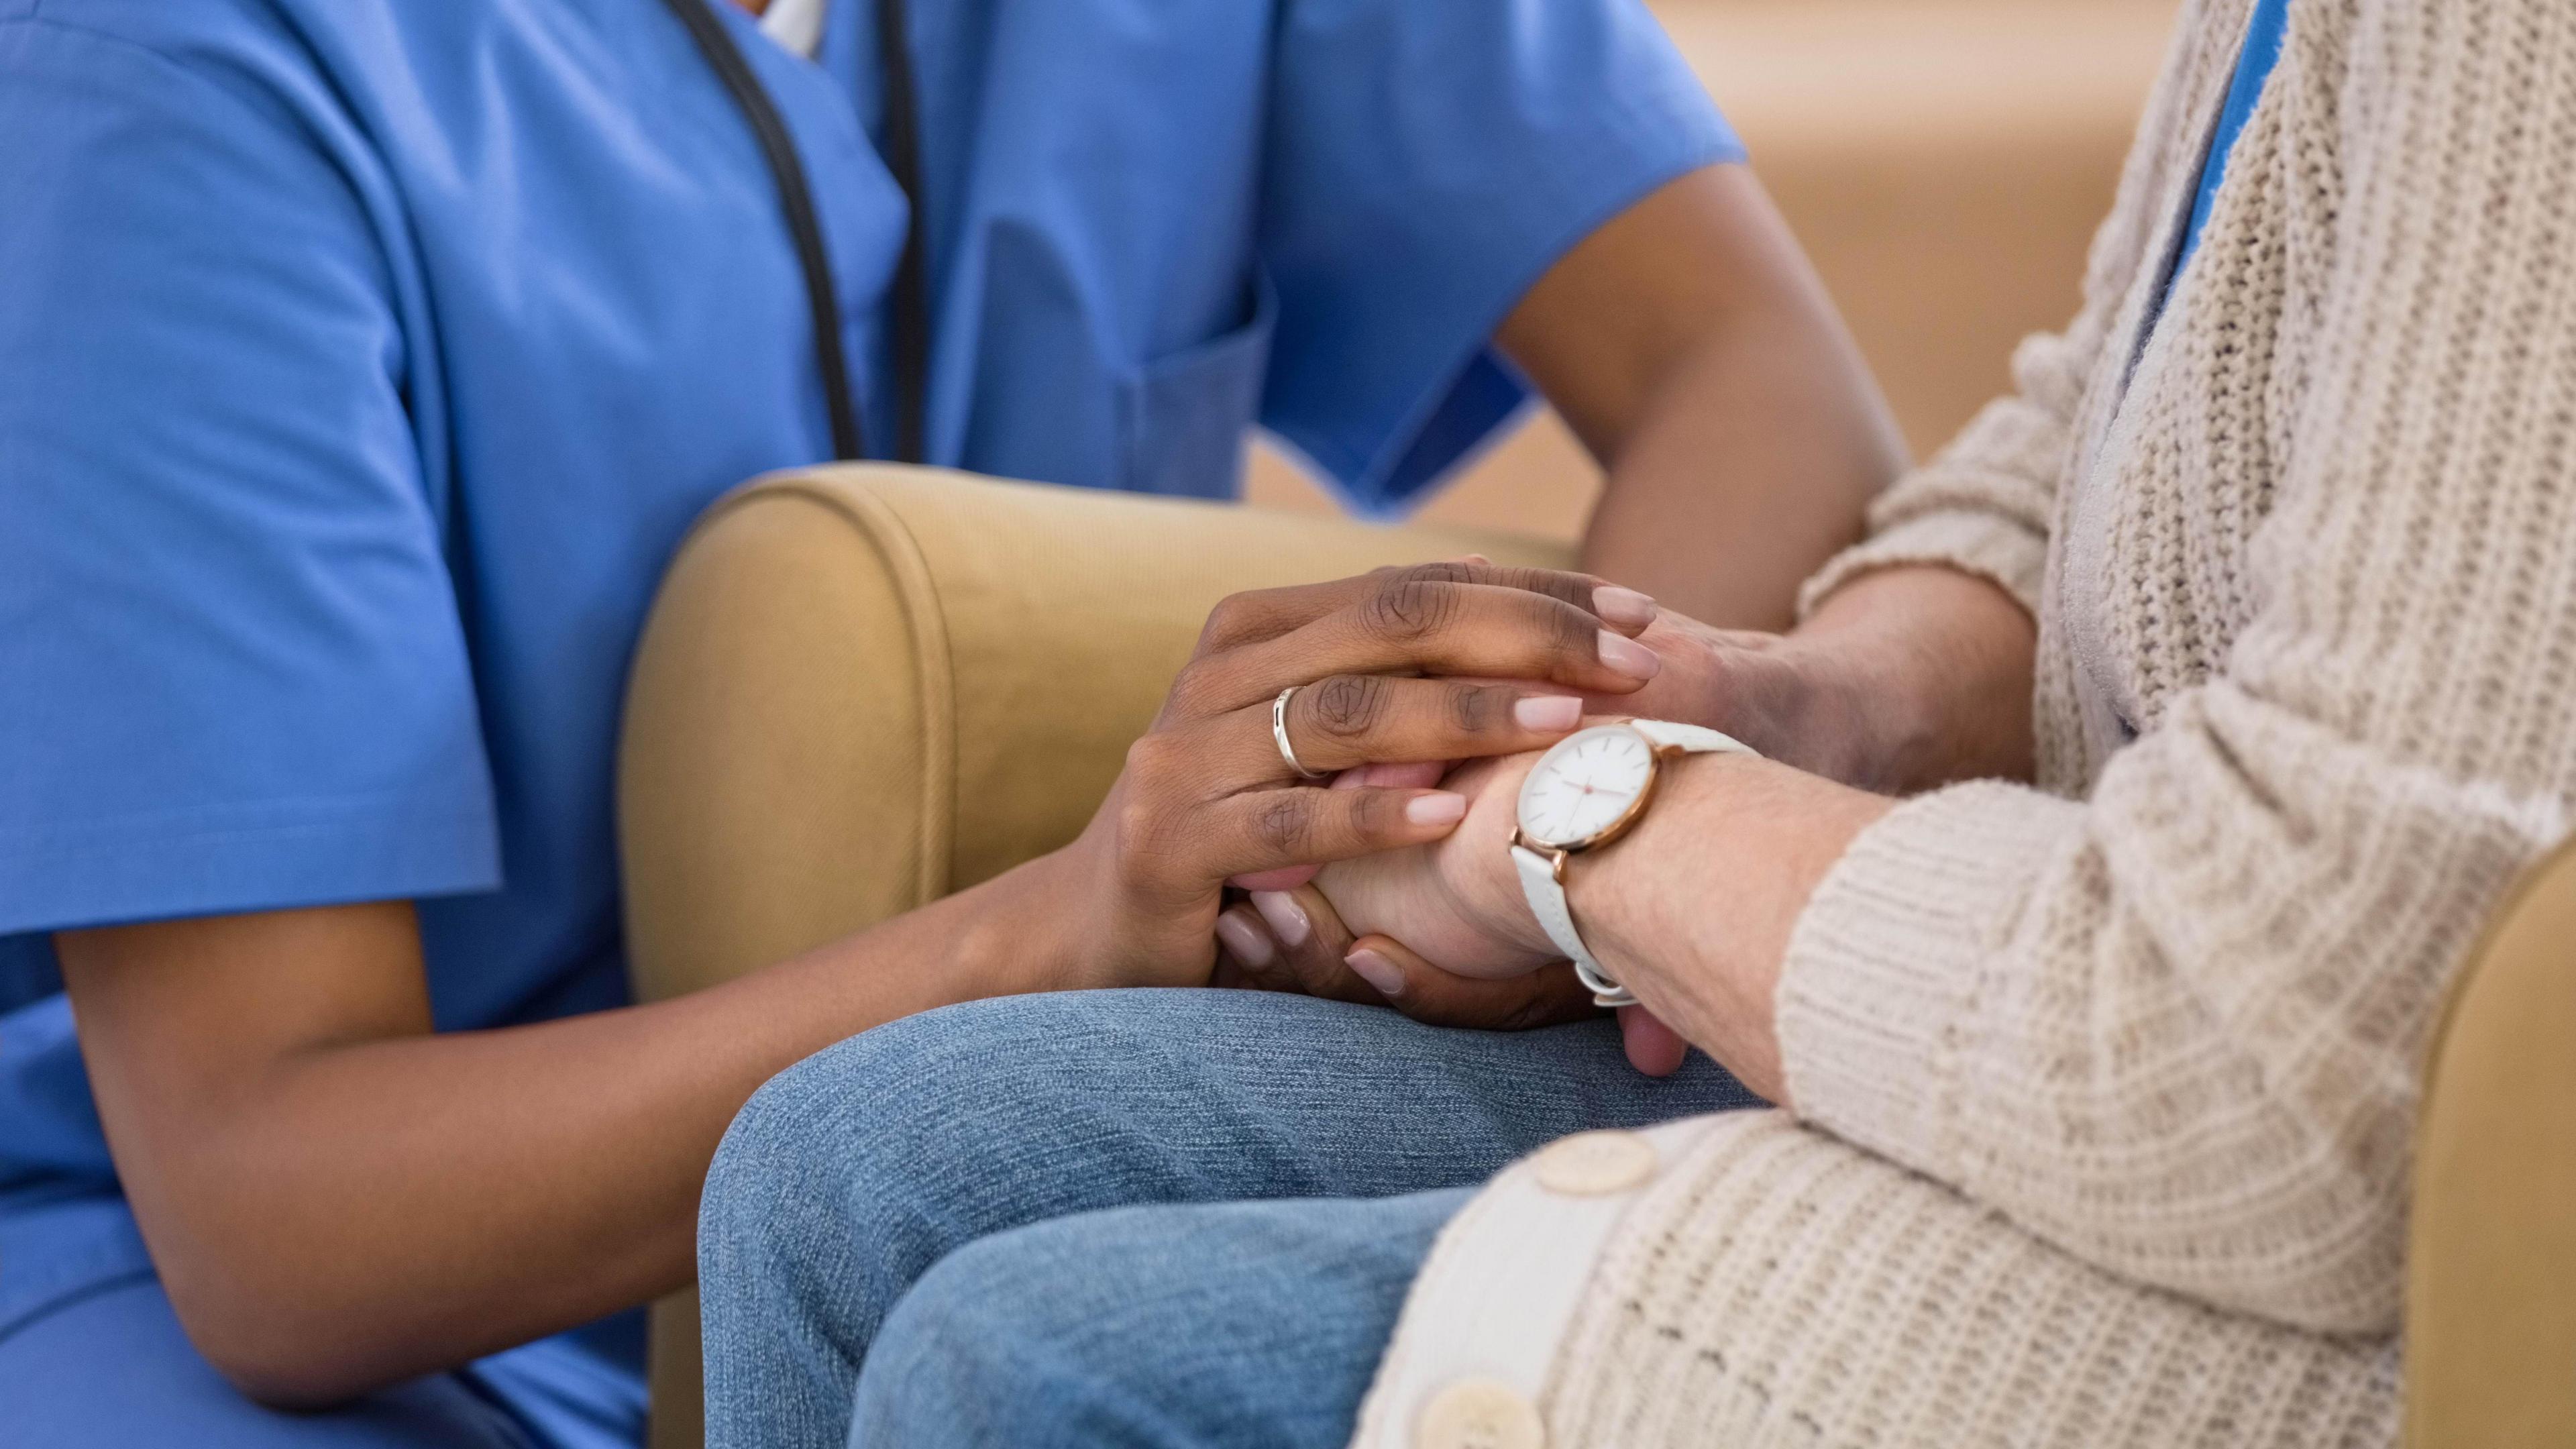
[1398,560,1477,587]
[1362,577,1456,643]
[1306,674,1387,740]
[1250,796,1310,857]
[1531,570,1598,610]
[1199,586,1291,648]
[1163,661,1224,716]
[1344,786,1393,837]
[1532,593,1596,655]
[1447,682,1501,734]
[1122,731,1181,781]
[1197,594,1255,645]
[1112,798,1174,873]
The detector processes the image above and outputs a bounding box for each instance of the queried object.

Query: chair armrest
[619,463,1572,1004]
[2404,834,2576,1448]
[615,464,1570,1449]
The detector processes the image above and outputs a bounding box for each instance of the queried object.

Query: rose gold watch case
[1511,723,1682,865]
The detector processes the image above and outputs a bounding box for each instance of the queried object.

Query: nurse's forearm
[1501,165,1904,629]
[54,859,1087,1408]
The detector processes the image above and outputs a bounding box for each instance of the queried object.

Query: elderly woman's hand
[1034,562,1665,991]
[1209,751,1703,1075]
[1569,566,2041,794]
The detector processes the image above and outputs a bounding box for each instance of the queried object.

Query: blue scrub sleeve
[0,21,499,936]
[1256,0,1745,516]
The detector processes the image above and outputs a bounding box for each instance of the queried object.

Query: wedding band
[1272,686,1329,780]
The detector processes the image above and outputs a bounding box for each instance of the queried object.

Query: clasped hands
[1033,559,2029,1093]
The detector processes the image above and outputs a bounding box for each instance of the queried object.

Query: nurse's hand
[1031,561,1663,991]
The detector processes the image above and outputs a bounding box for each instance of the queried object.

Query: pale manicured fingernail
[1250,891,1311,951]
[1345,948,1406,998]
[1593,586,1659,629]
[1405,792,1468,827]
[1215,911,1275,969]
[1597,631,1662,681]
[1513,695,1583,732]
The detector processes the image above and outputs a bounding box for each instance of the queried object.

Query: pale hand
[1305,752,1557,980]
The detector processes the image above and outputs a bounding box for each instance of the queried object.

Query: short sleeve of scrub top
[904,0,1746,516]
[0,21,500,938]
[1256,0,1743,511]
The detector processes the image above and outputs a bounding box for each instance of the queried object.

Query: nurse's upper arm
[1494,164,1819,462]
[1254,0,1744,514]
[0,21,499,941]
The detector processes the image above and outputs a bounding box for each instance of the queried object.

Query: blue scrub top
[0,0,1739,1413]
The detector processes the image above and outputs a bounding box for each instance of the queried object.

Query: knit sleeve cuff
[1774,780,2083,1171]
[1796,506,2049,623]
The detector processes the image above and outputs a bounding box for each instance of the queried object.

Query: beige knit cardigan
[1352,0,2576,1443]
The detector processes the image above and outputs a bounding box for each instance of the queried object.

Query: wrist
[955,847,1110,998]
[1450,755,1563,965]
[1786,566,2035,792]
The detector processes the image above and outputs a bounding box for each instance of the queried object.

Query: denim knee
[698,992,1272,1355]
[698,995,1173,1447]
[849,1193,1466,1449]
[702,995,1102,1316]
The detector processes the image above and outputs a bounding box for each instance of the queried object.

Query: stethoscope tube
[657,0,930,463]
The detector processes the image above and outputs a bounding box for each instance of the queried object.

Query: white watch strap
[1513,844,1597,968]
[1629,719,1757,756]
[1514,721,1760,1008]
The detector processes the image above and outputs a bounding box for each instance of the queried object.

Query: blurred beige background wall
[1246,0,2183,540]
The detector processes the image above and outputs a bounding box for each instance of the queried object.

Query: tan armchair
[616,466,1572,1447]
[618,468,2573,1449]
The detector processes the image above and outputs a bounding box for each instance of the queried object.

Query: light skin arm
[60,564,1663,1407]
[1501,165,1907,629]
[1252,565,2038,1089]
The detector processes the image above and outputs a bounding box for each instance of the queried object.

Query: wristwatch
[1511,720,1758,1007]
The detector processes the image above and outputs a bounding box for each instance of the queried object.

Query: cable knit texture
[1358,0,2576,1442]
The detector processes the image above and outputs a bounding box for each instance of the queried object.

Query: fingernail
[1405,792,1468,827]
[1513,695,1583,732]
[1597,631,1662,682]
[1345,948,1405,998]
[1215,912,1275,969]
[1593,586,1659,629]
[1250,891,1311,950]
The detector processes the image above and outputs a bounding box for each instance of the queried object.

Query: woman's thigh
[699,988,1759,1449]
[852,1189,1475,1449]
[0,1278,533,1449]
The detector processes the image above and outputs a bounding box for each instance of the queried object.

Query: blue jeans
[698,989,1761,1449]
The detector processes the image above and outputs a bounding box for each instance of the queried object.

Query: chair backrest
[2404,835,2576,1447]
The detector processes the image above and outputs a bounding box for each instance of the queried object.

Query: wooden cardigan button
[1416,1377,1545,1449]
[1532,1130,1657,1196]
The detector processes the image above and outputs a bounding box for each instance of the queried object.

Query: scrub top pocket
[1116,274,1277,499]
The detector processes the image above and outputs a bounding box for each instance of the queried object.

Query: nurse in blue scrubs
[0,0,1901,1442]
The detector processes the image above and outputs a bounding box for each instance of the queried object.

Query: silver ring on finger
[1272,686,1330,781]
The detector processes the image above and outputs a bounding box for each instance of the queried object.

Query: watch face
[1517,724,1659,850]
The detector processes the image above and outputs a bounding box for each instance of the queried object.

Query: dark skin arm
[58,564,1656,1406]
[1505,165,1904,628]
[57,164,1896,1407]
